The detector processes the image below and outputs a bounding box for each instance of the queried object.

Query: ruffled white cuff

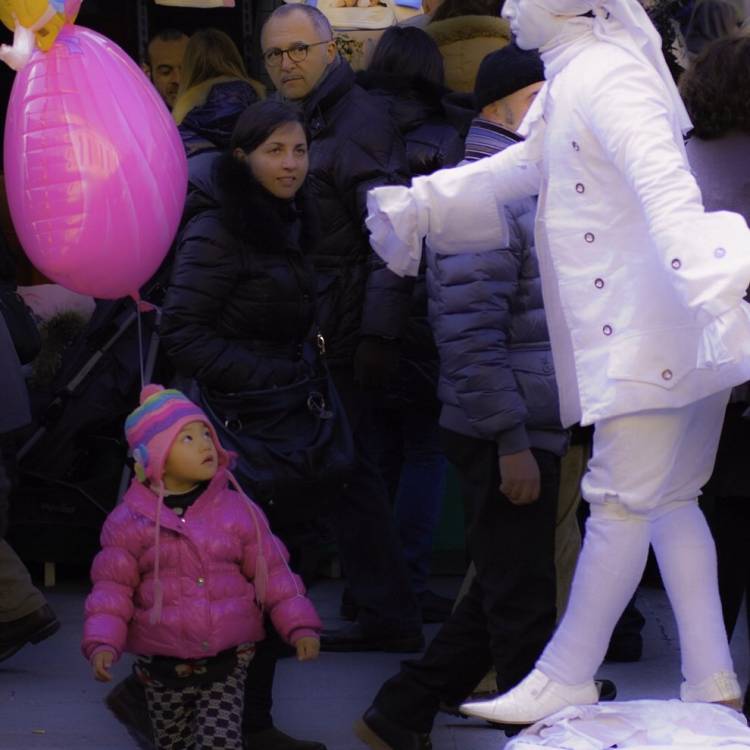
[365,185,427,278]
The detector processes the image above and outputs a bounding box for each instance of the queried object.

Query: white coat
[366,38,750,427]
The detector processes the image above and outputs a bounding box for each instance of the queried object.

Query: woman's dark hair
[431,0,503,22]
[680,32,750,139]
[368,26,445,86]
[230,100,308,154]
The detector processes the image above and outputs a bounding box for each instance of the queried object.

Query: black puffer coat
[178,78,262,157]
[300,59,412,367]
[161,153,319,393]
[356,71,464,401]
[356,71,464,178]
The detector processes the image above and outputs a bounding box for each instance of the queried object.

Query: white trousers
[537,389,739,701]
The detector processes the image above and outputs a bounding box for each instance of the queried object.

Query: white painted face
[502,0,565,50]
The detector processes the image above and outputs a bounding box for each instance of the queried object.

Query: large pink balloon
[3,25,187,299]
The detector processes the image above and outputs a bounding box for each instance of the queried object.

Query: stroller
[7,271,172,567]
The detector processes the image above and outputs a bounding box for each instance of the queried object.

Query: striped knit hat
[125,384,227,486]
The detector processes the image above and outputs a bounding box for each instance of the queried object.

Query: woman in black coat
[160,100,328,750]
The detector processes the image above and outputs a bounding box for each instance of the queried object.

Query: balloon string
[136,299,145,390]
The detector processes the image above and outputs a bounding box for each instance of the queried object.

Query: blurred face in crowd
[235,121,310,200]
[146,35,190,109]
[261,11,337,101]
[482,80,544,130]
[502,0,563,50]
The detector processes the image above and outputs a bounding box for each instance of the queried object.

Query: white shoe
[459,669,599,725]
[681,671,741,704]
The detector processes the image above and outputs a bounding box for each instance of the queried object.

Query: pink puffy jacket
[82,468,321,662]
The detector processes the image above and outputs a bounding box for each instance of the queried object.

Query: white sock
[651,502,735,687]
[537,506,650,685]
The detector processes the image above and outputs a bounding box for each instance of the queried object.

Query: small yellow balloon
[0,0,78,51]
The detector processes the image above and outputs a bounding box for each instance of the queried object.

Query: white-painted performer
[365,0,750,726]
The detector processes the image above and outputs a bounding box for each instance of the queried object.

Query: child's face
[163,421,218,492]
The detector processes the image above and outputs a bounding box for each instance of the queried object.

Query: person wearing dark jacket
[172,29,265,158]
[356,26,463,622]
[260,3,423,652]
[354,46,567,750]
[160,101,327,750]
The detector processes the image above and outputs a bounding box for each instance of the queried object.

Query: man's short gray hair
[263,4,334,41]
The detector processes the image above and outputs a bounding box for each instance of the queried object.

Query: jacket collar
[464,118,522,161]
[301,57,355,137]
[123,468,229,532]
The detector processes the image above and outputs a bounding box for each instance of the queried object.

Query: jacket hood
[425,15,510,46]
[355,70,449,134]
[176,78,264,156]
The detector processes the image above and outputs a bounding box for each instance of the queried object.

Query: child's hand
[92,650,114,682]
[295,636,320,661]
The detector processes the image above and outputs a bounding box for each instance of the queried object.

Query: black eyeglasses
[262,40,332,67]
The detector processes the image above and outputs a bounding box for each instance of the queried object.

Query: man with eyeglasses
[260,4,424,655]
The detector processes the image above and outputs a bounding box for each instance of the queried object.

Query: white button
[715,247,726,258]
[180,517,186,524]
[662,369,673,381]
[603,324,613,336]
[671,258,681,269]
[594,278,604,289]
[197,577,205,586]
[584,232,595,243]
[575,183,585,194]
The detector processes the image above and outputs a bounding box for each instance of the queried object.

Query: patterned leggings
[144,650,253,750]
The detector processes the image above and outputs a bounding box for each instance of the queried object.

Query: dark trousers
[375,430,559,733]
[327,368,421,635]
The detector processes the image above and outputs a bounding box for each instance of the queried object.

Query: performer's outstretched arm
[366,137,542,277]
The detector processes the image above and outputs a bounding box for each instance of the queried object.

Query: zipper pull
[316,332,326,355]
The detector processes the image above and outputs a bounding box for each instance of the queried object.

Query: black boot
[0,604,60,663]
[354,706,431,750]
[245,727,327,750]
[105,673,155,750]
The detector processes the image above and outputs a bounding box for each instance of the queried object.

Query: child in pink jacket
[82,385,321,750]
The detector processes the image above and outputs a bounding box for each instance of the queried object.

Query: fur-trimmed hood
[425,15,510,46]
[175,77,266,156]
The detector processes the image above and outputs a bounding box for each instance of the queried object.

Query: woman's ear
[233,147,247,161]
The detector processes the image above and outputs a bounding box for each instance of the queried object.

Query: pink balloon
[3,25,187,299]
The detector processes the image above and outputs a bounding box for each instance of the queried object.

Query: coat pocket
[509,347,562,429]
[606,327,702,389]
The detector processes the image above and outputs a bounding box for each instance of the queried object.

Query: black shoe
[605,633,643,663]
[321,623,424,653]
[105,673,155,750]
[354,706,431,750]
[246,727,327,750]
[597,678,617,702]
[418,591,453,624]
[0,604,60,663]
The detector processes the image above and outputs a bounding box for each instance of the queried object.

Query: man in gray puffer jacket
[354,45,569,749]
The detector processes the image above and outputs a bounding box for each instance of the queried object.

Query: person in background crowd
[260,4,424,654]
[681,32,750,719]
[0,238,59,664]
[425,0,510,92]
[172,28,265,158]
[683,0,742,61]
[354,45,568,750]
[142,28,190,111]
[399,0,445,28]
[356,25,463,623]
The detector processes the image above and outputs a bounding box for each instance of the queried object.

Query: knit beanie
[125,384,227,486]
[473,43,545,112]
